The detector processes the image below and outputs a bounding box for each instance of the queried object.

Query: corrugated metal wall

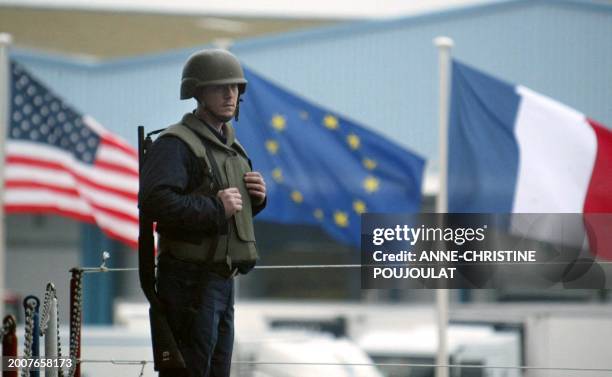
[232,0,612,172]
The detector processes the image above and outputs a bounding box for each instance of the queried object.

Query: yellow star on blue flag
[323,115,339,130]
[363,158,377,170]
[266,139,279,155]
[235,64,424,246]
[334,211,349,228]
[353,200,367,214]
[363,176,380,193]
[272,167,283,183]
[271,114,286,131]
[291,190,304,204]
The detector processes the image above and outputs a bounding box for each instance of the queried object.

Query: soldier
[140,49,266,377]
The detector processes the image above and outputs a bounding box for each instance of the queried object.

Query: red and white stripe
[5,116,139,249]
[511,87,612,259]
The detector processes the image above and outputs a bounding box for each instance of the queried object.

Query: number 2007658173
[3,357,73,370]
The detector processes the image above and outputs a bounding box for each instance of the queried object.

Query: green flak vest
[157,114,258,267]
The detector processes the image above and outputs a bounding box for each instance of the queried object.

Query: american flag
[5,61,139,249]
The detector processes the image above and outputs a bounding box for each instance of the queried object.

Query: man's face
[198,84,239,121]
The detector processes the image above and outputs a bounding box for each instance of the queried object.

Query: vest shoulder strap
[160,124,213,175]
[232,139,252,169]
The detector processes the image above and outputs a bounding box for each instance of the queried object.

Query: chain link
[0,319,11,342]
[21,298,37,377]
[39,283,65,377]
[68,269,83,377]
[39,283,56,335]
[58,296,65,377]
[0,315,16,342]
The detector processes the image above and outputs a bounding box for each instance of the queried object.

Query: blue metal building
[12,0,612,171]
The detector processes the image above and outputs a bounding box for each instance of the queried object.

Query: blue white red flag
[449,60,612,259]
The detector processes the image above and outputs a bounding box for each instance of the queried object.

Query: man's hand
[217,187,242,219]
[244,171,266,206]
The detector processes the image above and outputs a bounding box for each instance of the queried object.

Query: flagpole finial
[433,36,454,49]
[0,33,13,46]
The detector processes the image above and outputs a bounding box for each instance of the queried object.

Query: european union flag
[235,67,425,246]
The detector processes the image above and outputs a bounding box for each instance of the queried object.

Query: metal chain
[57,294,65,377]
[68,269,83,377]
[0,316,15,342]
[39,283,56,335]
[39,283,65,377]
[21,299,37,377]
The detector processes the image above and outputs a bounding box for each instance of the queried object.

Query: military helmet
[180,49,247,100]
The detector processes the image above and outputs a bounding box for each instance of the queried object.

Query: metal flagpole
[0,32,13,321]
[433,35,453,377]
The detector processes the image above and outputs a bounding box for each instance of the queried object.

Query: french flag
[448,60,612,259]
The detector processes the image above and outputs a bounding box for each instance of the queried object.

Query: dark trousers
[157,254,235,377]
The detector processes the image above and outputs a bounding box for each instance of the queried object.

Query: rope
[75,359,612,372]
[256,264,362,269]
[80,267,139,273]
[79,265,365,274]
[71,248,612,275]
[76,259,612,274]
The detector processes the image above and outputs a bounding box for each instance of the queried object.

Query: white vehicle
[71,327,381,377]
[113,301,612,377]
[50,300,384,377]
[357,325,521,377]
[234,330,382,377]
[451,303,612,377]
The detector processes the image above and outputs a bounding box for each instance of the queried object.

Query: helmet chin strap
[234,97,242,121]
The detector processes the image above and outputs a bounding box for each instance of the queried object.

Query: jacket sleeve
[252,196,267,217]
[139,136,227,233]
